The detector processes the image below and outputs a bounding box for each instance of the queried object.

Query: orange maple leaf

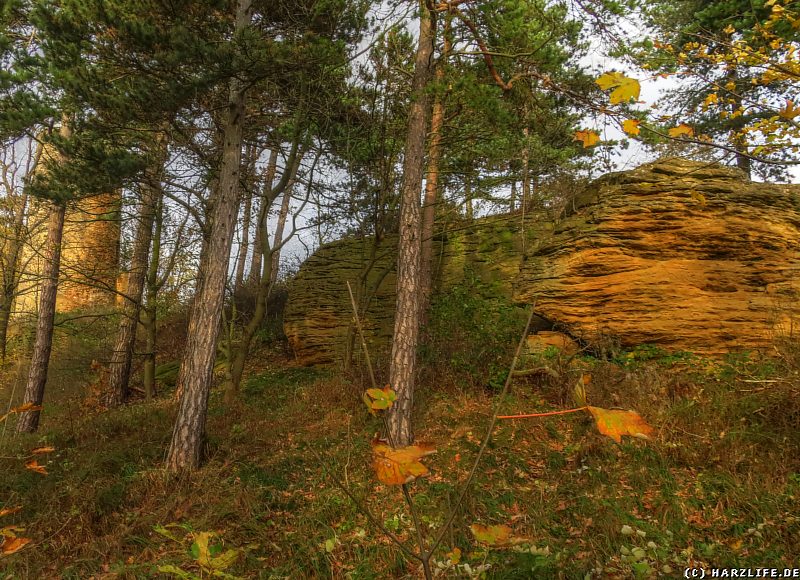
[0,507,22,518]
[371,441,436,486]
[587,406,654,443]
[1,536,31,555]
[574,130,600,148]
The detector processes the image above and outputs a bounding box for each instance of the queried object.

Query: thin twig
[346,281,379,392]
[497,407,587,420]
[306,444,422,562]
[428,305,537,556]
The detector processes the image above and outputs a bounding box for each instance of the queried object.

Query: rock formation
[16,193,121,314]
[515,158,800,355]
[283,158,800,365]
[284,214,546,366]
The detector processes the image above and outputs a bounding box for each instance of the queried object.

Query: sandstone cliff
[283,213,547,366]
[515,158,800,354]
[283,158,800,365]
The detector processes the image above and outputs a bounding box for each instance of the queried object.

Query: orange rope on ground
[497,407,588,420]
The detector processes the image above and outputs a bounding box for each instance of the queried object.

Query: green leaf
[363,386,397,412]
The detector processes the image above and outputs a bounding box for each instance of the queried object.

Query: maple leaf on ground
[190,531,239,571]
[574,130,600,148]
[596,72,641,104]
[587,406,655,443]
[31,446,55,455]
[371,441,436,485]
[24,460,48,476]
[1,536,31,556]
[470,523,528,546]
[0,507,22,519]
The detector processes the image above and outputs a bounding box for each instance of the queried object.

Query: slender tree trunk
[510,178,517,212]
[166,0,253,471]
[521,125,530,211]
[269,149,302,287]
[464,178,474,221]
[223,141,300,401]
[249,148,278,286]
[142,195,163,401]
[103,178,159,407]
[419,19,449,320]
[16,201,66,433]
[387,0,435,447]
[235,181,252,291]
[0,193,28,362]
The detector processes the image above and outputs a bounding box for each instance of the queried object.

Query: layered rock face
[284,158,800,365]
[516,158,800,354]
[283,214,546,366]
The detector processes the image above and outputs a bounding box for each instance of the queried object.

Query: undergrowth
[1,313,799,578]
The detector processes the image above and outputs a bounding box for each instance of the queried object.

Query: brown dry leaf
[371,441,436,486]
[0,507,21,519]
[31,446,55,455]
[1,536,31,555]
[587,406,655,443]
[24,460,48,476]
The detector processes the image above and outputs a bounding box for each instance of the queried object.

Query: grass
[1,321,800,578]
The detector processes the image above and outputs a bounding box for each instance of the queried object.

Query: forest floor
[1,315,800,579]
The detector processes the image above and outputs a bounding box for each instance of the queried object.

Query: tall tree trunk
[249,147,278,286]
[521,125,530,210]
[142,195,163,401]
[464,179,474,221]
[510,177,517,212]
[16,201,66,433]
[269,149,302,287]
[387,0,435,447]
[103,179,159,407]
[234,144,259,290]
[419,18,449,320]
[223,141,300,402]
[0,193,28,362]
[166,0,252,471]
[234,181,252,291]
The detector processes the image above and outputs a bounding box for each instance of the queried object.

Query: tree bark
[234,144,259,290]
[141,194,163,401]
[103,176,159,407]
[249,147,278,286]
[269,149,303,287]
[223,141,300,402]
[521,125,530,210]
[387,0,435,447]
[234,179,252,291]
[166,0,252,471]
[419,18,449,320]
[464,178,473,221]
[16,200,66,433]
[0,193,28,362]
